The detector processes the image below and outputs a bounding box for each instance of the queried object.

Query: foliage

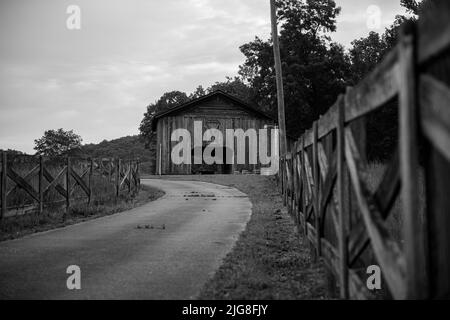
[34,128,82,157]
[347,1,426,160]
[238,0,350,136]
[400,0,422,15]
[206,77,256,105]
[2,149,26,156]
[139,91,189,149]
[189,85,207,99]
[81,135,152,162]
[136,0,429,163]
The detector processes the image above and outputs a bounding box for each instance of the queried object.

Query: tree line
[12,1,424,163]
[139,0,424,161]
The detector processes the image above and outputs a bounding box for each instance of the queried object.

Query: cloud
[0,0,406,154]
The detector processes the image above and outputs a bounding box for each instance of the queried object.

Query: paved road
[0,179,252,299]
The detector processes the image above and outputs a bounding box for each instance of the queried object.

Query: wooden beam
[345,128,407,299]
[317,102,338,140]
[337,94,349,298]
[88,158,93,204]
[345,48,399,123]
[116,158,120,198]
[374,150,401,214]
[66,157,70,214]
[303,151,314,201]
[70,168,90,197]
[43,167,67,198]
[321,238,340,278]
[348,150,401,266]
[301,136,308,235]
[7,167,39,202]
[39,156,43,215]
[1,152,6,220]
[399,22,428,299]
[313,121,321,257]
[420,74,450,161]
[6,164,39,197]
[317,142,329,180]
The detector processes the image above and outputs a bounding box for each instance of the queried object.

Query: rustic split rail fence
[0,152,140,220]
[279,1,450,299]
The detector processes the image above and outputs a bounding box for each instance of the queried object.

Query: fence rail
[0,152,140,219]
[279,1,450,299]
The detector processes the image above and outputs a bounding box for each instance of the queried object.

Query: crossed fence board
[280,1,450,299]
[0,155,140,218]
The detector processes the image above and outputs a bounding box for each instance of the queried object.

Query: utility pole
[270,0,288,156]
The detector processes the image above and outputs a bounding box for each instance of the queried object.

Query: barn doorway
[191,146,233,174]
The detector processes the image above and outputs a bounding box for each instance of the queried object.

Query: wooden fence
[279,1,450,299]
[0,152,140,219]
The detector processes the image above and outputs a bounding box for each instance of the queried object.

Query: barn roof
[151,90,276,130]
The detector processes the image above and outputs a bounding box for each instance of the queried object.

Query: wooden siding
[156,96,274,174]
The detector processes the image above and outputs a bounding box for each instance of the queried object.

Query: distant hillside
[1,149,28,156]
[81,135,155,173]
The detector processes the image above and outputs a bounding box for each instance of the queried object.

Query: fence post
[337,94,349,299]
[399,21,428,299]
[301,135,308,236]
[137,159,140,189]
[286,157,291,214]
[116,158,120,199]
[297,150,302,225]
[65,156,71,217]
[132,160,136,194]
[293,149,299,224]
[39,155,44,215]
[109,158,112,182]
[291,155,297,218]
[88,158,93,204]
[313,121,321,258]
[284,158,287,205]
[128,160,132,194]
[282,157,285,194]
[1,151,7,221]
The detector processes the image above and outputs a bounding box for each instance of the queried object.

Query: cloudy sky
[0,0,406,154]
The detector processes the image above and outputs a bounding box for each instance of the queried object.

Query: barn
[152,90,276,175]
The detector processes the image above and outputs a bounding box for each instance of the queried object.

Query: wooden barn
[152,90,276,175]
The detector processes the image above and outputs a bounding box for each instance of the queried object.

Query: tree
[189,85,207,99]
[349,32,387,83]
[139,90,189,148]
[349,0,427,83]
[34,129,82,157]
[238,0,350,136]
[400,0,421,15]
[207,76,256,105]
[347,0,428,160]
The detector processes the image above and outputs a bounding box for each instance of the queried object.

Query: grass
[148,174,330,300]
[0,184,164,242]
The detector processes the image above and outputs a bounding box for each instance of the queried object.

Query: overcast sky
[0,0,406,154]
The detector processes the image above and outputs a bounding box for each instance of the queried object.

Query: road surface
[0,179,252,299]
